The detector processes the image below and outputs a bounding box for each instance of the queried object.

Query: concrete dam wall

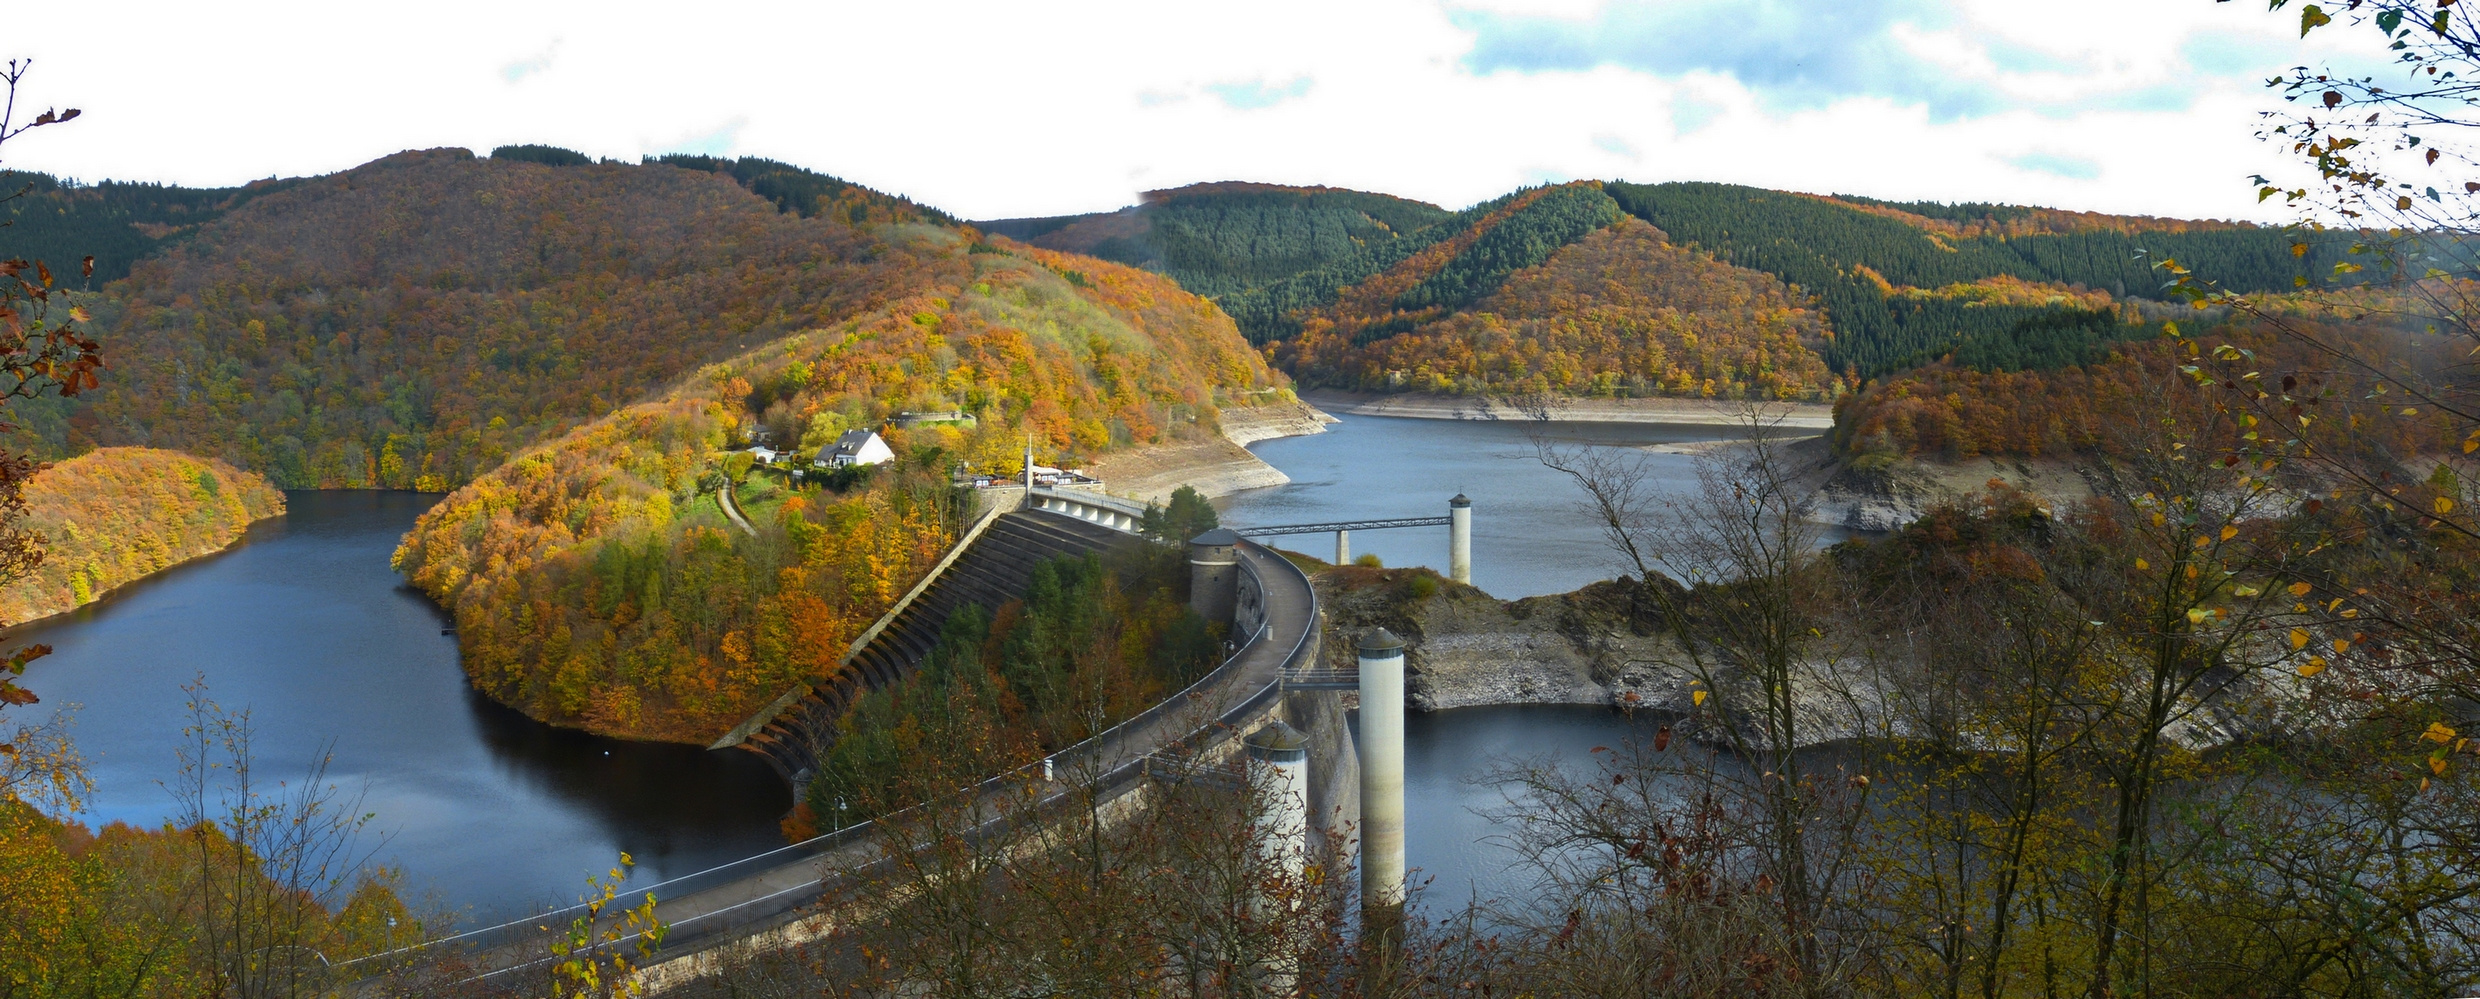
[730,508,1141,782]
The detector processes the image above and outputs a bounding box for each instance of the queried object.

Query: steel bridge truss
[1239,516,1449,537]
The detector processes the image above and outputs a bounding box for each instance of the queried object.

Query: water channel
[14,414,1800,926]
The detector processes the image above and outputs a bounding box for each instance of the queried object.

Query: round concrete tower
[1188,528,1241,626]
[1243,720,1310,883]
[1357,628,1407,921]
[1448,494,1472,585]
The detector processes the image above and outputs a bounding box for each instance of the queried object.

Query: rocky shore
[1301,560,1693,715]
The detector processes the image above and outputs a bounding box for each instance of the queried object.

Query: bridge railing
[1026,485,1151,534]
[345,538,1320,981]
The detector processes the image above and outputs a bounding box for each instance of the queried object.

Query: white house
[746,446,783,465]
[815,429,894,469]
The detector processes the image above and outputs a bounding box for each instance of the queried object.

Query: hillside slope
[0,448,284,625]
[994,177,2350,410]
[1279,215,1835,399]
[1603,181,2335,377]
[393,236,1284,742]
[17,148,959,489]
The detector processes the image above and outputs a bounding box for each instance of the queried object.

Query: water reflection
[1400,705,1671,910]
[12,491,785,925]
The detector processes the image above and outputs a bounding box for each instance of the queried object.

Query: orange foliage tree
[0,447,282,625]
[1281,217,1835,399]
[395,239,1282,743]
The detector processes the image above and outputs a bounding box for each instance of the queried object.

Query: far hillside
[10,146,965,488]
[981,181,1454,344]
[1603,181,2342,377]
[990,178,2341,404]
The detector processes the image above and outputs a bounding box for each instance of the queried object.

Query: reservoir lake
[15,415,1796,924]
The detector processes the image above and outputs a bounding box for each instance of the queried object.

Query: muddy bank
[1302,389,1834,430]
[1084,398,1336,503]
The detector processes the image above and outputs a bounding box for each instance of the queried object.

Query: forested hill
[9,147,969,488]
[1602,182,2340,376]
[990,177,2339,399]
[981,182,1454,344]
[395,237,1282,741]
[0,170,297,285]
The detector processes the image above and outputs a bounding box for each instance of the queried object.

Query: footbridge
[342,484,1328,987]
[1236,493,1475,583]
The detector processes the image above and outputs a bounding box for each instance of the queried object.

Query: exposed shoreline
[1083,397,1338,503]
[1301,388,1836,430]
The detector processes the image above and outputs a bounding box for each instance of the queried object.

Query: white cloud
[0,0,2390,222]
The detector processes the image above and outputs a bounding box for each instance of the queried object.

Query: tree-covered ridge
[1820,192,2257,239]
[1143,184,1452,294]
[1604,181,2340,376]
[1282,182,1620,345]
[0,170,297,285]
[986,181,1456,344]
[393,239,1282,742]
[648,153,961,226]
[0,447,283,626]
[1278,216,1835,399]
[39,148,959,489]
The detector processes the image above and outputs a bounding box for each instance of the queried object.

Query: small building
[815,429,894,469]
[746,446,783,465]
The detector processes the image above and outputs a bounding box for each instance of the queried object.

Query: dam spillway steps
[737,508,1141,781]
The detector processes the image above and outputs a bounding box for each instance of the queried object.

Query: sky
[0,0,2402,222]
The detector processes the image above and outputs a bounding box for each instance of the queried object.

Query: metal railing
[1240,515,1450,537]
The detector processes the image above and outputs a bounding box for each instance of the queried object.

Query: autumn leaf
[2299,658,2327,677]
[1692,689,1708,707]
[2291,628,2311,650]
[2424,721,2458,744]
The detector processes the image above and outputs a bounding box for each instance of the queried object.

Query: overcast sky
[0,1,2392,221]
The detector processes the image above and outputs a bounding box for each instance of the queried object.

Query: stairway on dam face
[738,508,1140,782]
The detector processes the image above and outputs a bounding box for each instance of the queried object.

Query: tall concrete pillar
[1244,720,1310,886]
[1246,721,1310,992]
[1448,494,1472,585]
[1335,529,1350,566]
[1188,528,1241,627]
[1358,628,1407,944]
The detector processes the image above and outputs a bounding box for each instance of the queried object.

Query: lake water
[10,416,1797,929]
[1401,704,1670,910]
[1218,414,1829,598]
[10,491,788,926]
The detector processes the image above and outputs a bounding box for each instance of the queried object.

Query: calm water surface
[1219,414,1835,598]
[12,491,787,926]
[1401,705,1671,910]
[13,417,1799,927]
